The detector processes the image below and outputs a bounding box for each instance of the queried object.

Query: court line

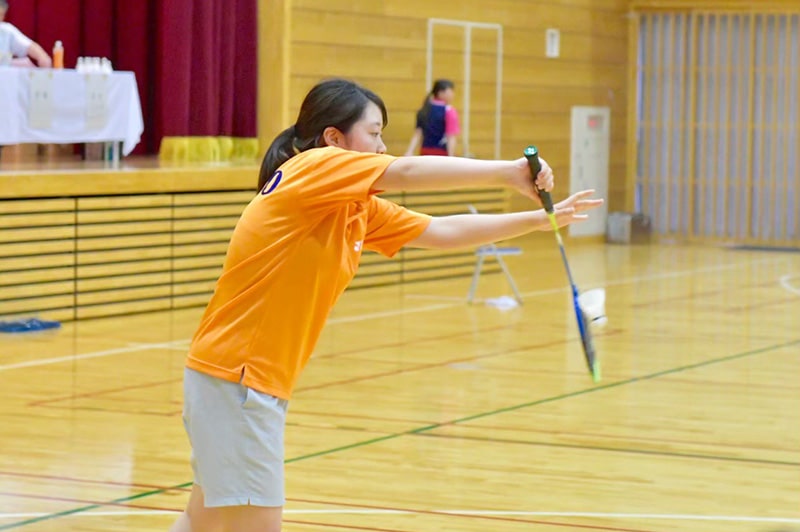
[282,338,800,466]
[0,304,458,374]
[0,491,171,512]
[37,330,620,415]
[0,470,189,492]
[779,273,800,296]
[722,295,800,313]
[295,330,623,393]
[0,340,187,373]
[25,321,529,407]
[416,432,800,467]
[462,420,798,453]
[25,321,605,410]
[0,256,781,374]
[283,519,407,532]
[1,257,794,529]
[29,377,182,407]
[327,303,457,324]
[3,337,798,531]
[406,255,785,301]
[1,508,799,524]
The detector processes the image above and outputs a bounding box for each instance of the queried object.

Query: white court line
[0,256,785,373]
[1,509,799,524]
[126,341,190,352]
[0,340,188,373]
[406,256,784,301]
[404,294,471,301]
[0,304,462,373]
[327,303,457,324]
[779,273,800,296]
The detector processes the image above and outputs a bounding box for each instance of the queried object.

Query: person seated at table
[0,0,52,68]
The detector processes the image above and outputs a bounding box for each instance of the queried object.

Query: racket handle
[523,145,554,214]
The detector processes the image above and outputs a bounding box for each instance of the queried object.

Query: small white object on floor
[483,296,521,311]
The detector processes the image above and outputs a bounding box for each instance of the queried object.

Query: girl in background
[405,79,460,156]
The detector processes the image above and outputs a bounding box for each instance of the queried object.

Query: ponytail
[416,79,454,129]
[259,125,297,191]
[258,124,326,191]
[416,97,433,129]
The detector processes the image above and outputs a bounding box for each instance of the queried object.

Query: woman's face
[436,87,455,104]
[339,101,387,154]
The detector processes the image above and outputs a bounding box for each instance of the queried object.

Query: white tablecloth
[0,67,144,155]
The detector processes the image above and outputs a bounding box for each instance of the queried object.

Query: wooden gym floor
[1,240,798,532]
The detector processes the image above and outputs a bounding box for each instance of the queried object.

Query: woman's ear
[322,126,344,148]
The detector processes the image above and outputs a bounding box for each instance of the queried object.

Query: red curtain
[6,0,257,155]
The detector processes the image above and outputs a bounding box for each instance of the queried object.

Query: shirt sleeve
[364,196,432,258]
[293,147,396,212]
[444,106,460,136]
[5,24,32,58]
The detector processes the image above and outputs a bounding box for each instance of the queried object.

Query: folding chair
[466,204,524,305]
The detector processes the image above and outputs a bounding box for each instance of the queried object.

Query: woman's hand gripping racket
[524,145,601,383]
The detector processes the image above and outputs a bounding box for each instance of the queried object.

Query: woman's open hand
[545,190,605,229]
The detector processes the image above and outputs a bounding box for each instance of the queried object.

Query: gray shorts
[182,367,289,507]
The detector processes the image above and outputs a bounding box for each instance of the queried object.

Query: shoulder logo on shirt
[354,241,363,252]
[260,170,283,195]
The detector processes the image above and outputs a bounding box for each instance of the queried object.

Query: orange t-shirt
[185,147,432,399]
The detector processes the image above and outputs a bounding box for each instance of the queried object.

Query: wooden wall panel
[1,173,508,321]
[282,0,630,212]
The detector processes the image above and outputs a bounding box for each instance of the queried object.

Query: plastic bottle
[53,41,64,69]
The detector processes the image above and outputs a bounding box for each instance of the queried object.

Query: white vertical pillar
[463,24,472,158]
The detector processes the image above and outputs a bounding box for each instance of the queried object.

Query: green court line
[2,337,797,531]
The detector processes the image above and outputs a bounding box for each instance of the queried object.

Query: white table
[0,67,144,158]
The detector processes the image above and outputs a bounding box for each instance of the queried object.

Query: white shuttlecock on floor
[483,295,521,311]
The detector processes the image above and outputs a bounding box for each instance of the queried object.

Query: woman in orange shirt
[170,78,602,532]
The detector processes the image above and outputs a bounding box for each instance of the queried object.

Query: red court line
[284,520,408,532]
[312,322,517,360]
[452,423,798,453]
[28,327,622,414]
[629,279,777,309]
[723,295,800,313]
[630,288,727,308]
[0,491,178,512]
[28,377,181,407]
[649,375,800,392]
[35,404,181,417]
[2,489,659,532]
[24,323,518,409]
[20,276,780,409]
[295,329,623,394]
[288,498,663,532]
[286,422,393,438]
[0,470,190,493]
[289,410,437,426]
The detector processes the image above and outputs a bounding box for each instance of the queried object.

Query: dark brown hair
[259,78,388,190]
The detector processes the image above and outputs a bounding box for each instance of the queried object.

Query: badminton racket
[524,145,601,382]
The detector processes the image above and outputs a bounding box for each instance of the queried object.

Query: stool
[465,204,524,305]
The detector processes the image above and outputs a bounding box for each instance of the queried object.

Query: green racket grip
[523,145,554,214]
